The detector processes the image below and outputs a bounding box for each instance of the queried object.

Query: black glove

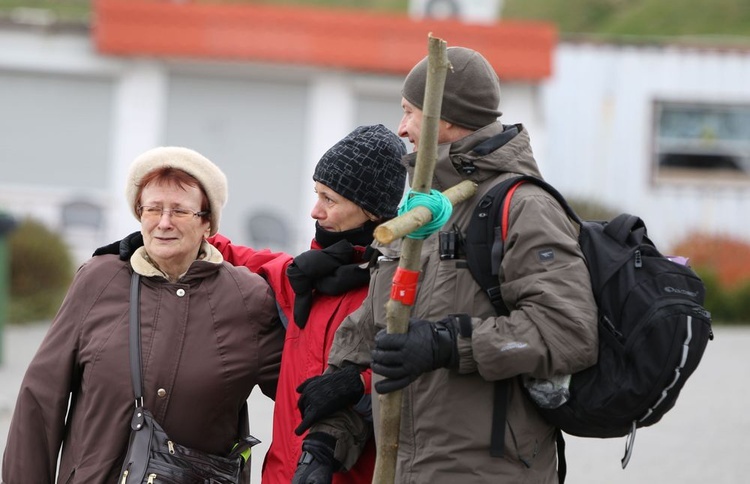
[291,432,340,484]
[91,239,120,257]
[314,262,370,296]
[372,317,459,394]
[295,366,364,436]
[287,240,355,328]
[91,231,143,260]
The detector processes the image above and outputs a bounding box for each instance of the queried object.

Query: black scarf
[313,220,378,249]
[286,222,378,328]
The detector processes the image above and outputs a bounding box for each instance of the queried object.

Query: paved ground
[0,322,747,483]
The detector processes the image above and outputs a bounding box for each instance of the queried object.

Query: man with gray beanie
[296,46,598,483]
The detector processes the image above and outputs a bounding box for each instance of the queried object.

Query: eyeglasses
[137,205,209,220]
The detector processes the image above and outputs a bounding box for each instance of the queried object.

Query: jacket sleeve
[208,233,287,272]
[458,185,598,381]
[327,298,377,369]
[254,256,296,325]
[253,282,286,401]
[309,407,373,471]
[307,295,379,469]
[2,267,87,483]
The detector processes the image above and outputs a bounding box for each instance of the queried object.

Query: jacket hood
[402,123,542,192]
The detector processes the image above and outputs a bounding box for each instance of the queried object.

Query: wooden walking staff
[372,34,477,484]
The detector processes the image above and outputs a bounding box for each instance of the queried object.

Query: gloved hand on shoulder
[287,240,355,328]
[372,316,461,394]
[295,365,365,436]
[291,432,340,484]
[92,231,143,260]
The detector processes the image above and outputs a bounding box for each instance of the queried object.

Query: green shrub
[696,269,729,322]
[9,217,74,324]
[704,276,750,325]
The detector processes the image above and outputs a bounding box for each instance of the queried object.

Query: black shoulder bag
[119,272,259,484]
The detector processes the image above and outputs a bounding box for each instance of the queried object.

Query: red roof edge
[93,0,556,81]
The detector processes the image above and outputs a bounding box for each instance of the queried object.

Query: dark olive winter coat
[2,243,283,483]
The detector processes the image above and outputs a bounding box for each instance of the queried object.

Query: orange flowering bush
[670,233,750,324]
[671,233,750,290]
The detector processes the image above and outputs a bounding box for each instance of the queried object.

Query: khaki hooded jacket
[316,123,598,483]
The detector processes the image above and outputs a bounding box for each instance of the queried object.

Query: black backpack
[464,175,713,477]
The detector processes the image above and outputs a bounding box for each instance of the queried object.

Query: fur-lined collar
[131,240,223,281]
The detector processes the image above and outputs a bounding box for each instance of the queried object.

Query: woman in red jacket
[211,124,407,484]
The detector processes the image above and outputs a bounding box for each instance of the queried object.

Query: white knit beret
[125,146,228,236]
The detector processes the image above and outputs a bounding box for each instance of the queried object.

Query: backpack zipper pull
[634,250,642,268]
[621,421,637,468]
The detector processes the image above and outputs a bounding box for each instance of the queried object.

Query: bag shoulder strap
[498,175,581,240]
[129,271,255,463]
[494,176,578,484]
[466,175,580,315]
[466,175,578,474]
[129,272,143,405]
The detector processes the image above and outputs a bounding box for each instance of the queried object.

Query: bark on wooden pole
[372,34,450,484]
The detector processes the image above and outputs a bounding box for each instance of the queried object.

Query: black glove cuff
[449,313,473,338]
[302,432,341,470]
[305,432,337,449]
[433,322,458,369]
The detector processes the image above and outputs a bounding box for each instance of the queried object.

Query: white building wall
[107,60,169,247]
[542,42,750,249]
[6,24,749,260]
[0,25,121,263]
[0,24,541,265]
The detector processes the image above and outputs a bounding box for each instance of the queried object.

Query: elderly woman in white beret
[2,147,284,483]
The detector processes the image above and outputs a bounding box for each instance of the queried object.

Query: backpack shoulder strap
[502,175,582,228]
[501,181,527,241]
[466,175,580,315]
[465,175,580,472]
[465,177,520,315]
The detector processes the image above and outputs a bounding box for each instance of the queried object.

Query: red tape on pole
[390,267,420,305]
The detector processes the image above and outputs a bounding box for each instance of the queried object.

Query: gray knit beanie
[402,46,502,130]
[126,146,228,236]
[313,125,407,219]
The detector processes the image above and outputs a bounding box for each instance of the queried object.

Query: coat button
[176,288,185,297]
[157,388,167,398]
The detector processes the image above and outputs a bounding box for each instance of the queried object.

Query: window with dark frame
[653,101,750,183]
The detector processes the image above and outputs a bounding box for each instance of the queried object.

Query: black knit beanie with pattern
[313,124,407,219]
[402,46,502,130]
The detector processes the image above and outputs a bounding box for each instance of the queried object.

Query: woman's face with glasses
[138,180,210,276]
